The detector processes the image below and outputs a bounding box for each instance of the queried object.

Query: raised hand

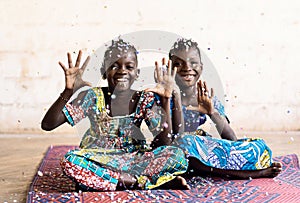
[145,58,178,98]
[59,50,91,92]
[186,80,215,115]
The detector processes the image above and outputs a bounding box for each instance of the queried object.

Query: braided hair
[101,39,138,79]
[169,38,203,66]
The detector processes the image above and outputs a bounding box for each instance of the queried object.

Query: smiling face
[171,47,203,88]
[105,51,139,92]
[101,39,139,92]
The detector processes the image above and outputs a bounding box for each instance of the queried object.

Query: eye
[191,61,199,67]
[173,62,182,67]
[126,65,134,70]
[125,62,136,70]
[110,63,119,70]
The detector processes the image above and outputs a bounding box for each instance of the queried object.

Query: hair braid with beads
[169,38,203,66]
[101,39,138,79]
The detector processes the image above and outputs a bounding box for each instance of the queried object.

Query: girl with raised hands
[41,39,189,191]
[156,38,282,179]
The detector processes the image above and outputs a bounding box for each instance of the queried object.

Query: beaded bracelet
[59,93,69,102]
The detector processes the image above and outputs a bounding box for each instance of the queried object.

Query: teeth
[116,78,128,82]
[183,75,195,80]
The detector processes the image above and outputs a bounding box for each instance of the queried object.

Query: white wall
[1,0,300,134]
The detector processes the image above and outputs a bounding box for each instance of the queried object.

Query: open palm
[186,80,215,115]
[59,50,91,92]
[145,59,178,98]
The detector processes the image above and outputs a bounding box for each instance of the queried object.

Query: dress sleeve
[134,91,162,133]
[212,96,230,123]
[63,87,104,126]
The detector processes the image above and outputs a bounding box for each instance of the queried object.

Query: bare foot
[244,162,283,179]
[259,162,282,178]
[158,176,190,190]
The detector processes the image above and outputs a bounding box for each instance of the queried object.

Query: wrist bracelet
[59,93,69,102]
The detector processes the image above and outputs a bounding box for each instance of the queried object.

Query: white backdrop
[1,0,300,133]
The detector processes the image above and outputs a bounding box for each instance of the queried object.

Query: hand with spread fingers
[186,80,215,116]
[145,58,178,98]
[59,50,91,92]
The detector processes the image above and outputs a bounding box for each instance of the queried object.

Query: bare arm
[41,50,91,131]
[41,88,73,131]
[153,96,172,147]
[145,59,181,147]
[208,111,237,141]
[171,90,184,137]
[187,80,237,141]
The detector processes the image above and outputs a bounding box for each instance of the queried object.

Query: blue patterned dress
[61,87,188,191]
[172,96,273,170]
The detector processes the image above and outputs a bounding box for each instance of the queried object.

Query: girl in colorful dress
[160,38,282,179]
[41,39,189,191]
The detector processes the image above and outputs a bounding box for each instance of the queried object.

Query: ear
[102,72,107,80]
[100,65,107,80]
[136,69,140,77]
[101,68,107,80]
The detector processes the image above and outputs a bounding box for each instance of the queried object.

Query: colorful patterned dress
[61,87,188,191]
[172,96,273,170]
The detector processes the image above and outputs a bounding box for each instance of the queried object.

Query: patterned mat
[27,145,300,203]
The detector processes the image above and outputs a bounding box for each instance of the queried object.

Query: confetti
[37,171,43,177]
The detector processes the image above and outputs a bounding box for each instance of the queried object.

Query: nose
[116,65,127,74]
[181,62,193,72]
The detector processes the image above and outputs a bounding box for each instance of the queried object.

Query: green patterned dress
[61,87,188,191]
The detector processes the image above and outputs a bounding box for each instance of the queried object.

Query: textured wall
[1,0,300,134]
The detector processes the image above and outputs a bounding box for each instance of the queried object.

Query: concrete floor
[0,132,299,203]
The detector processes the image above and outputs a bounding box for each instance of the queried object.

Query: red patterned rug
[27,145,300,203]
